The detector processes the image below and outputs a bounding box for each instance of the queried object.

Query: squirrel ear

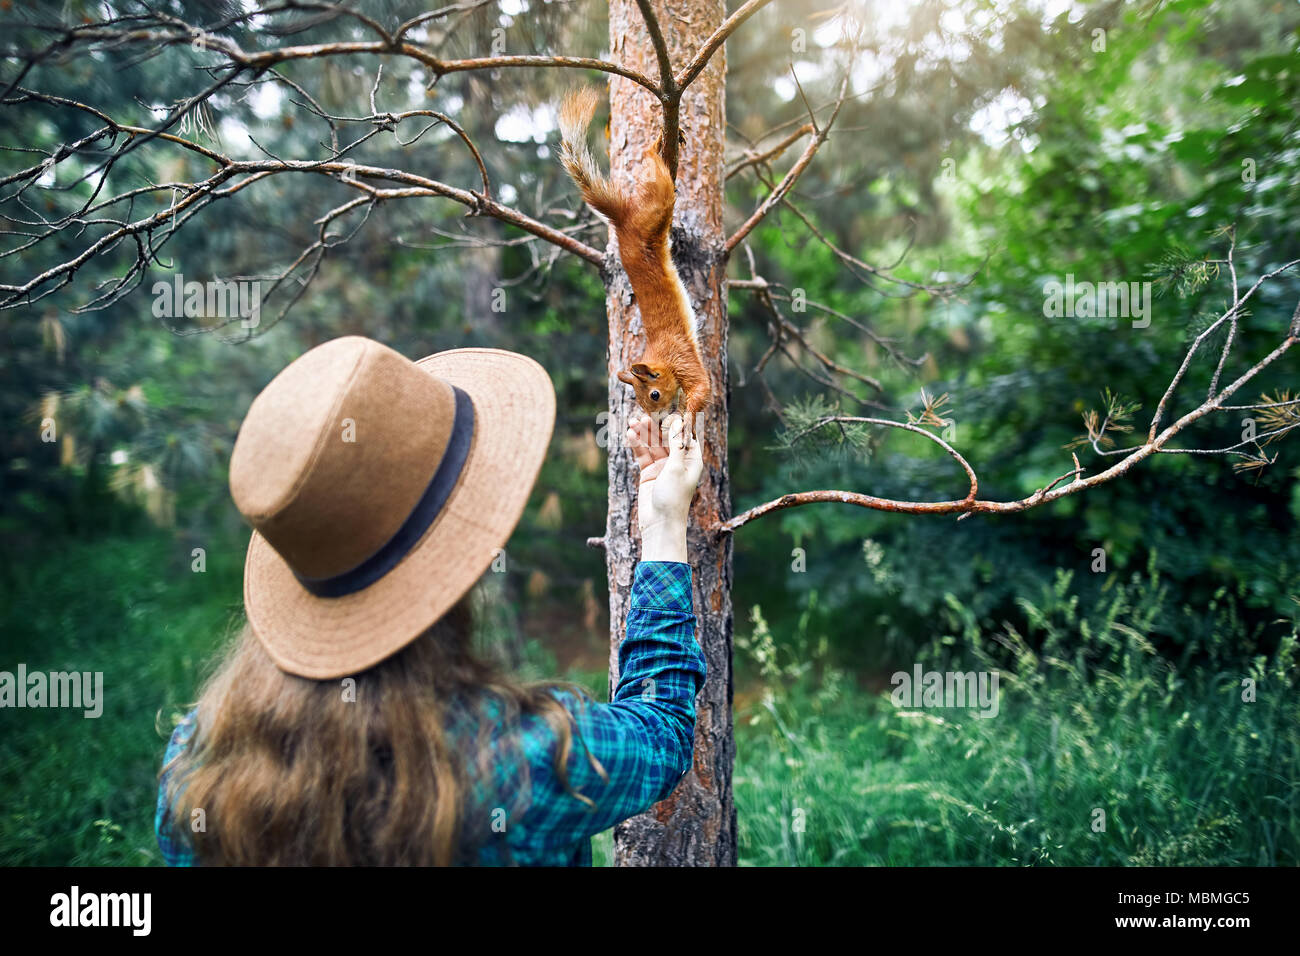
[630,363,659,380]
[617,369,638,386]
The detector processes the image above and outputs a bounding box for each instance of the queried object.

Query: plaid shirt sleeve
[155,712,197,866]
[516,560,707,849]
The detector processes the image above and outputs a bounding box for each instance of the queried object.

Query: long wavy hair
[160,594,602,865]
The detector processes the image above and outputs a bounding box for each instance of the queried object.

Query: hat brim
[242,347,556,679]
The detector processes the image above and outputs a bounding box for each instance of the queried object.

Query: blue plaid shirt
[156,560,705,866]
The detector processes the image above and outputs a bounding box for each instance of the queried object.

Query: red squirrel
[559,87,711,439]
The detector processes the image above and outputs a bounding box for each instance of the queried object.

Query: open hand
[626,413,703,561]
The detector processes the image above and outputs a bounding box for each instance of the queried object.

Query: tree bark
[604,0,735,866]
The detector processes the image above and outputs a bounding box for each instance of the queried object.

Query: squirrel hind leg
[651,127,687,159]
[628,147,676,239]
[644,147,674,197]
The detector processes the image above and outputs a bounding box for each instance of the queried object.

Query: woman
[155,335,706,865]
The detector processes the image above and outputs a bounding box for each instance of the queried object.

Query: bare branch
[1207,227,1239,398]
[3,19,663,93]
[630,0,679,175]
[1147,256,1300,440]
[787,414,979,502]
[720,260,1300,534]
[0,150,601,310]
[726,123,814,180]
[726,64,851,254]
[676,0,774,92]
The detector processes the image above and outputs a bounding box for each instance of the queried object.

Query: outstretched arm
[519,415,706,847]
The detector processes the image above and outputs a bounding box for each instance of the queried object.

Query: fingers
[682,429,704,485]
[646,413,675,452]
[628,414,676,482]
[631,412,698,487]
[670,416,703,488]
[666,415,687,462]
[627,416,655,471]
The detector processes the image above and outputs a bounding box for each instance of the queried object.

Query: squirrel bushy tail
[558,87,630,227]
[558,87,674,250]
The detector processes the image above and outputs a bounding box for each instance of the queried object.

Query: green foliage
[735,562,1300,866]
[732,0,1300,663]
[1146,241,1224,299]
[772,393,875,481]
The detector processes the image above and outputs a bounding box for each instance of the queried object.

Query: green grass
[734,563,1300,865]
[0,530,244,865]
[3,533,1295,866]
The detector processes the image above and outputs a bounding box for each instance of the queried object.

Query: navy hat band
[294,384,475,598]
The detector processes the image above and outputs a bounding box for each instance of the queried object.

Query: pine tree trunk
[603,0,736,867]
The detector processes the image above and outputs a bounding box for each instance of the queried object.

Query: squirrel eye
[649,390,661,402]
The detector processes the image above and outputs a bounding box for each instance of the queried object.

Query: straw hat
[228,336,555,679]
